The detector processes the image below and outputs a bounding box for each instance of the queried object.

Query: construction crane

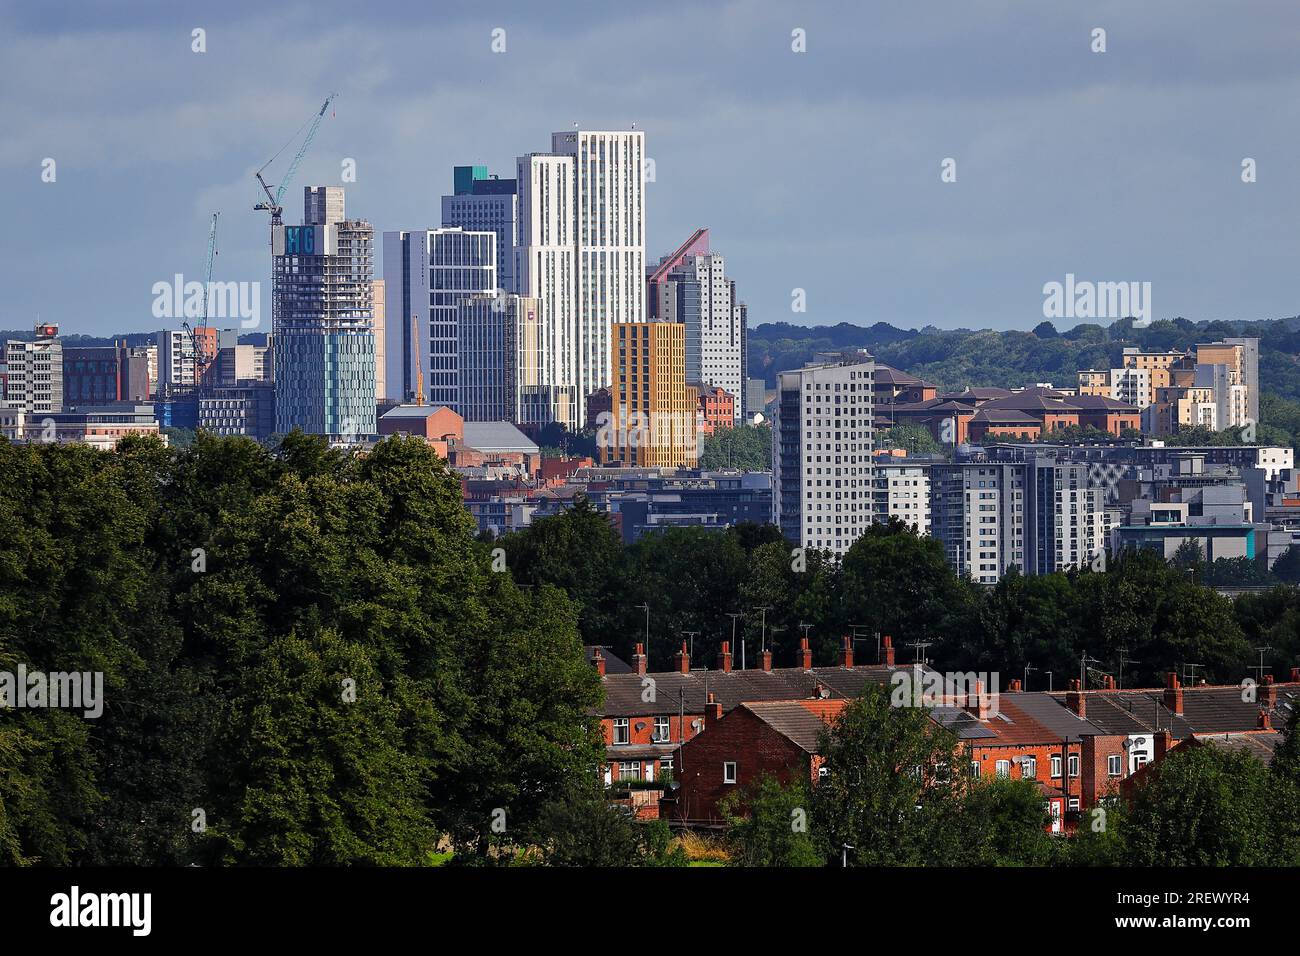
[411,313,424,406]
[254,93,338,226]
[181,212,219,396]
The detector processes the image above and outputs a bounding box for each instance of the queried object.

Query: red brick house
[593,636,911,806]
[667,696,847,826]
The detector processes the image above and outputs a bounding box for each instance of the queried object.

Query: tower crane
[254,93,338,227]
[181,212,219,396]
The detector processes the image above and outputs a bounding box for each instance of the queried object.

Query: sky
[3,0,1300,337]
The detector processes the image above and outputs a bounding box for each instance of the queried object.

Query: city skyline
[6,1,1300,338]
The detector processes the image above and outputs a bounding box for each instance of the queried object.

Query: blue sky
[3,0,1300,336]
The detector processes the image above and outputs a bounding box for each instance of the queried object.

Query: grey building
[441,165,518,295]
[272,186,377,439]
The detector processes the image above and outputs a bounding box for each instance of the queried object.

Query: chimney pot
[705,692,722,725]
[881,635,895,666]
[798,637,812,670]
[719,641,733,674]
[1258,710,1272,731]
[591,647,606,677]
[1008,679,1022,692]
[632,642,647,676]
[842,635,854,669]
[674,640,690,675]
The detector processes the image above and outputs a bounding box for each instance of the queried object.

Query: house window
[1107,754,1123,777]
[1020,757,1036,779]
[1068,754,1079,778]
[1051,755,1062,778]
[617,761,638,781]
[652,716,670,743]
[660,756,673,777]
[817,766,829,780]
[969,760,981,778]
[1068,798,1081,811]
[995,760,1010,778]
[723,761,737,784]
[612,718,629,745]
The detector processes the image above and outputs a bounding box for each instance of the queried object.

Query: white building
[156,330,197,391]
[872,460,931,534]
[516,129,645,429]
[5,324,63,414]
[652,245,745,423]
[773,353,875,556]
[441,167,518,295]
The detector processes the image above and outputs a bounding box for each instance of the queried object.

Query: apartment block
[4,323,63,414]
[773,352,876,556]
[603,321,697,468]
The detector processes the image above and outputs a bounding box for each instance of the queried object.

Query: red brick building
[668,696,846,826]
[696,385,736,437]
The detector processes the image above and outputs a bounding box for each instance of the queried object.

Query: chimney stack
[881,635,896,666]
[1102,675,1116,691]
[1154,729,1171,762]
[674,641,690,675]
[632,642,647,675]
[1290,666,1300,683]
[760,648,772,672]
[1258,709,1273,731]
[798,637,813,670]
[1164,672,1183,716]
[1065,679,1086,718]
[718,641,733,674]
[591,647,606,677]
[841,636,854,669]
[1008,679,1022,692]
[705,692,722,725]
[1260,674,1277,708]
[969,680,992,720]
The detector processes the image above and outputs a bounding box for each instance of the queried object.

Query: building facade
[272,186,377,439]
[4,323,63,414]
[773,353,876,556]
[516,129,646,429]
[603,321,697,468]
[441,165,518,294]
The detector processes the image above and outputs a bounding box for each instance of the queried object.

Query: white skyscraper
[516,129,645,429]
[772,352,876,556]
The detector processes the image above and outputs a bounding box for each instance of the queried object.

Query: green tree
[698,424,771,470]
[720,773,823,867]
[1123,744,1283,866]
[811,686,963,865]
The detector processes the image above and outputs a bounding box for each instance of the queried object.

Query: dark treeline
[502,505,1300,688]
[0,433,604,866]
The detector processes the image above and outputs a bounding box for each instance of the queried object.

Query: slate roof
[1197,732,1283,764]
[586,645,633,674]
[1004,691,1108,741]
[743,699,848,753]
[1046,684,1300,740]
[597,664,929,717]
[462,421,540,454]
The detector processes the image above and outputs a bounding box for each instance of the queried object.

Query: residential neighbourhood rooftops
[742,699,848,753]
